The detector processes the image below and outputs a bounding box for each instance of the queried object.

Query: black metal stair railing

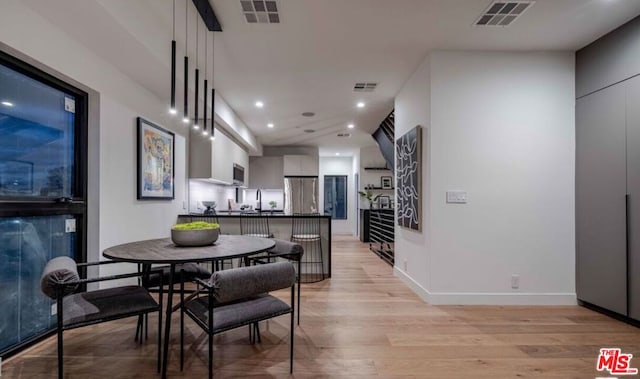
[371,110,395,172]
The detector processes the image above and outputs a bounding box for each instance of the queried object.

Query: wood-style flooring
[3,235,640,378]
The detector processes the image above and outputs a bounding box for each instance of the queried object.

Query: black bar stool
[291,213,324,283]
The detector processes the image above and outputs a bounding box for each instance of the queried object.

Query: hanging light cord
[172,0,175,39]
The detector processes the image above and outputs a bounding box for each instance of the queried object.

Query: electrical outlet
[51,303,57,316]
[403,259,408,272]
[65,219,76,233]
[511,274,520,289]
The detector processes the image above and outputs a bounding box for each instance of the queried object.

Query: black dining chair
[40,256,163,379]
[179,261,296,378]
[250,239,304,325]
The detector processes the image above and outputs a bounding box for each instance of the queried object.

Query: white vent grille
[241,0,280,24]
[353,82,377,92]
[475,1,534,27]
[337,133,351,137]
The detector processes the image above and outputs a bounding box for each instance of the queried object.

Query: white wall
[394,51,576,305]
[189,180,237,213]
[319,156,355,235]
[394,55,432,297]
[0,1,188,282]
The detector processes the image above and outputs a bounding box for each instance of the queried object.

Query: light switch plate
[446,190,467,204]
[65,219,76,233]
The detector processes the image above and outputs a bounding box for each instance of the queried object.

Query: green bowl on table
[171,222,220,247]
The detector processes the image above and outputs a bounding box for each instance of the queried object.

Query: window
[324,175,347,219]
[0,51,87,355]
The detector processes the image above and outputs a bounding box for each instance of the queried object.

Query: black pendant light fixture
[202,12,208,137]
[182,0,189,124]
[210,22,216,141]
[193,7,200,130]
[169,0,177,115]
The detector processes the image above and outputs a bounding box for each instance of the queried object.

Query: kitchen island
[177,213,331,280]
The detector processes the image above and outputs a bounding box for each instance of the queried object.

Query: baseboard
[393,267,577,305]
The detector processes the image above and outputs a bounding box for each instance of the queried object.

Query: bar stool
[291,213,324,283]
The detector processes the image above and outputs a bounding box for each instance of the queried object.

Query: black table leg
[161,264,175,379]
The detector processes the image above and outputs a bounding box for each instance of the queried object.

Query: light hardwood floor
[4,235,640,378]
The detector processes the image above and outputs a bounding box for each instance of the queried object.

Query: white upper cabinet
[189,127,248,184]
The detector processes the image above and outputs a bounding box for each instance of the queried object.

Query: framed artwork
[381,176,393,189]
[396,125,422,231]
[137,117,175,200]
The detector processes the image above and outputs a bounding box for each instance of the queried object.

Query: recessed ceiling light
[255,101,264,108]
[302,112,315,117]
[335,153,340,156]
[1,101,14,107]
[169,108,177,115]
[267,123,274,128]
[348,123,355,129]
[356,102,365,108]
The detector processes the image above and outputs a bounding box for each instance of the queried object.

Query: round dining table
[103,234,276,379]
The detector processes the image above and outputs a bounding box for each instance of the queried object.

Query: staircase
[372,110,395,173]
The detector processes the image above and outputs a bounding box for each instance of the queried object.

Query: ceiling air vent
[241,0,280,24]
[353,82,377,92]
[337,133,351,138]
[475,1,534,27]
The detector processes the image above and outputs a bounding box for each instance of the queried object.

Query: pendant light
[169,0,177,115]
[210,23,216,141]
[182,0,189,124]
[193,7,200,130]
[202,11,209,137]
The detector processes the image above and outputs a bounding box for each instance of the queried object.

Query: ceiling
[20,0,640,155]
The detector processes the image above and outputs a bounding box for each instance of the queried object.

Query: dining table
[103,234,276,378]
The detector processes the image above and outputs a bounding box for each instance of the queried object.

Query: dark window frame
[0,49,88,357]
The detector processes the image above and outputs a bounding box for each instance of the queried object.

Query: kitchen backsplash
[243,189,284,211]
[188,180,238,213]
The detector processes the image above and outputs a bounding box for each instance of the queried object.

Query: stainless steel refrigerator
[284,176,318,214]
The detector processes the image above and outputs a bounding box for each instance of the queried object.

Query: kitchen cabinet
[576,76,640,321]
[283,155,318,176]
[189,126,248,184]
[249,156,284,189]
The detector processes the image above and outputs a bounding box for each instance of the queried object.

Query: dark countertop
[180,212,331,219]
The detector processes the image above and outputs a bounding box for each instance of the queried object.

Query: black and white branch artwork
[396,126,422,231]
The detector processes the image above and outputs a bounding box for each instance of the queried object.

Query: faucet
[256,189,262,212]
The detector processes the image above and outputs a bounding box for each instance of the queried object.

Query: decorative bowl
[171,228,219,247]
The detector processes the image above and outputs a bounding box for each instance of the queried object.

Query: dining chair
[179,261,296,378]
[249,239,304,324]
[40,256,163,379]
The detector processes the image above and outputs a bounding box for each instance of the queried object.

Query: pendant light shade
[194,68,199,129]
[170,40,176,114]
[203,79,208,135]
[210,88,215,140]
[193,9,199,130]
[182,0,189,124]
[202,19,208,136]
[169,0,176,114]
